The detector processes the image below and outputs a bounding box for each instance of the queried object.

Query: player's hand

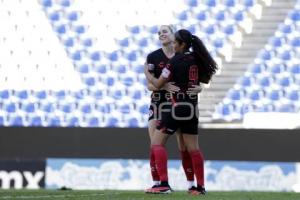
[187,84,202,95]
[162,82,180,93]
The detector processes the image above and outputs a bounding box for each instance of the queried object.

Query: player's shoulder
[147,48,163,58]
[169,53,184,63]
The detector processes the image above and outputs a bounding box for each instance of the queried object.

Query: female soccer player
[145,29,217,195]
[144,25,202,193]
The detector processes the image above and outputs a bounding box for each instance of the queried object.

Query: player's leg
[145,105,160,193]
[175,132,195,190]
[182,133,206,195]
[148,119,160,185]
[181,118,206,195]
[150,128,172,193]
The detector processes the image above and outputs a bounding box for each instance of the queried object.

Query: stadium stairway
[198,0,297,126]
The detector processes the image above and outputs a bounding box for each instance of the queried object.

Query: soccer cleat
[144,185,159,193]
[189,186,206,195]
[146,184,173,194]
[188,186,197,193]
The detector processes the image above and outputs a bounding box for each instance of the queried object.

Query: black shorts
[148,101,168,121]
[156,103,199,135]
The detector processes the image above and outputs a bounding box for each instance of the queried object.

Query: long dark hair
[174,29,218,83]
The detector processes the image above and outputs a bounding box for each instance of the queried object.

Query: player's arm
[147,82,159,91]
[145,67,169,89]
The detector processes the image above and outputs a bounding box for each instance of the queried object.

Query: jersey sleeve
[146,53,153,64]
[162,57,175,80]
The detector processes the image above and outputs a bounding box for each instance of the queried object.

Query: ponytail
[191,35,218,83]
[175,29,218,83]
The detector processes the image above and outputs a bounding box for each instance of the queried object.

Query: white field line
[0,193,106,199]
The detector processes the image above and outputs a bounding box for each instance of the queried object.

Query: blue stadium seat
[177,11,188,21]
[286,90,300,101]
[288,10,300,22]
[47,116,61,127]
[277,76,293,87]
[73,25,85,34]
[248,63,265,74]
[132,64,144,74]
[49,11,60,22]
[90,51,101,61]
[83,76,96,86]
[9,115,24,126]
[4,103,17,113]
[127,117,139,127]
[118,38,130,47]
[41,103,55,113]
[205,0,216,7]
[107,51,119,62]
[215,10,226,22]
[58,103,73,114]
[288,64,300,74]
[138,103,149,115]
[0,115,5,126]
[278,50,292,61]
[268,36,284,48]
[82,38,93,47]
[55,24,67,34]
[267,63,285,74]
[80,103,93,114]
[237,75,254,87]
[64,37,74,47]
[186,0,198,7]
[289,37,300,48]
[66,116,80,127]
[34,90,47,100]
[28,116,43,126]
[243,0,255,9]
[67,11,79,21]
[87,117,100,127]
[226,89,244,101]
[257,75,272,87]
[71,50,82,61]
[21,102,36,113]
[224,0,236,7]
[266,89,283,101]
[14,90,28,100]
[204,24,216,35]
[95,64,107,74]
[40,0,52,7]
[195,10,208,21]
[257,49,272,61]
[60,0,71,7]
[0,90,9,99]
[247,89,263,101]
[138,38,149,47]
[96,104,111,114]
[106,116,119,127]
[78,64,89,73]
[128,25,141,34]
[277,103,296,112]
[54,90,66,100]
[278,24,294,35]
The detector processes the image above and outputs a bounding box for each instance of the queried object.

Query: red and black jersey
[163,51,202,104]
[146,48,170,104]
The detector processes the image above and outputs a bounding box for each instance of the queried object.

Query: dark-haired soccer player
[144,25,202,194]
[145,29,218,195]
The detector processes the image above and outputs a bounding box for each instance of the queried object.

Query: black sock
[160,181,169,187]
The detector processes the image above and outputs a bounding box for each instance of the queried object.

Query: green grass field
[0,190,299,200]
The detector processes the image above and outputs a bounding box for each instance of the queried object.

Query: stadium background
[0,0,300,192]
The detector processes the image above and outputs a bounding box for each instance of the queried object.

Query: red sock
[190,150,204,186]
[180,150,194,181]
[152,145,168,182]
[150,146,160,182]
